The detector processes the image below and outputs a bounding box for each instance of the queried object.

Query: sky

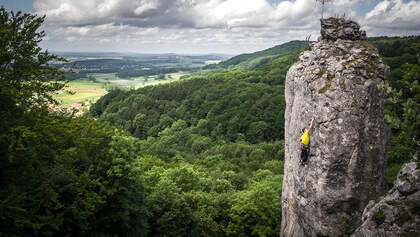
[1,0,420,54]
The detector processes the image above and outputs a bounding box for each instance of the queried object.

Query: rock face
[281,18,389,237]
[320,17,367,41]
[352,157,420,237]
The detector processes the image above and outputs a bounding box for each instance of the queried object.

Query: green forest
[1,8,419,237]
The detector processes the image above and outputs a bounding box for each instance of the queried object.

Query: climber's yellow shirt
[301,131,309,146]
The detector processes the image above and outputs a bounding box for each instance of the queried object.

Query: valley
[54,53,228,107]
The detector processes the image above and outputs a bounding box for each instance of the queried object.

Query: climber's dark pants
[300,145,309,163]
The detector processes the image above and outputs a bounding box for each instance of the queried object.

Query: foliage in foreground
[0,111,148,236]
[0,8,148,236]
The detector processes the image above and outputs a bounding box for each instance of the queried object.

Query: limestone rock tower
[281,18,389,237]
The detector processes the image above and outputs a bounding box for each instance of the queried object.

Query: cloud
[34,0,420,54]
[362,0,420,32]
[34,0,328,53]
[35,0,323,28]
[52,23,160,41]
[34,0,365,30]
[35,0,197,28]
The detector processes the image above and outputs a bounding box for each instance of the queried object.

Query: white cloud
[363,0,420,31]
[34,0,322,53]
[35,0,321,28]
[36,0,364,30]
[134,1,159,16]
[67,26,90,36]
[34,0,420,54]
[203,0,271,27]
[53,23,160,41]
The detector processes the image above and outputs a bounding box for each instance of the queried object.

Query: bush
[337,212,359,237]
[373,210,386,227]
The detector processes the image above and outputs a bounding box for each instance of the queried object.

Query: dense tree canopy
[91,52,298,144]
[0,8,148,236]
[369,37,420,185]
[90,35,420,236]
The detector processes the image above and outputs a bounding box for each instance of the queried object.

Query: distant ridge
[206,40,307,69]
[54,51,232,59]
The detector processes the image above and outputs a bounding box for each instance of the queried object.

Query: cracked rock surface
[281,18,389,237]
[352,157,420,237]
[320,17,367,41]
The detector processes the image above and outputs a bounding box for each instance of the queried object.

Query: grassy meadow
[55,72,189,107]
[54,81,107,108]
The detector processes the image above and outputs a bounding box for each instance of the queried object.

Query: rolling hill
[205,40,307,69]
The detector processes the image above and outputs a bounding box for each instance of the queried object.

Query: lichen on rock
[281,18,389,237]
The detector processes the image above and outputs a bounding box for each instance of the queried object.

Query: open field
[65,57,125,62]
[54,81,107,108]
[133,78,175,89]
[131,72,189,89]
[89,73,119,81]
[167,72,187,80]
[55,71,190,107]
[93,72,189,88]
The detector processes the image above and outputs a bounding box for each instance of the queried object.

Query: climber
[300,118,314,165]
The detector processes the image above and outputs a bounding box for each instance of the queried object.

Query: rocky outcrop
[320,17,367,41]
[281,18,389,237]
[352,157,420,237]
